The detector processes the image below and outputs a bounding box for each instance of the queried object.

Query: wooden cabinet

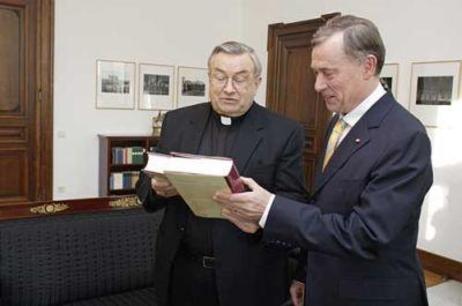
[98,135,159,196]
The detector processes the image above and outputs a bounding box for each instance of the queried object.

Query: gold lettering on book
[109,196,141,209]
[30,203,69,215]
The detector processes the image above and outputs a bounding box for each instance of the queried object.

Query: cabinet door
[0,0,53,204]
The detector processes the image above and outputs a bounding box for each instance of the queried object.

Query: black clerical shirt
[180,105,251,256]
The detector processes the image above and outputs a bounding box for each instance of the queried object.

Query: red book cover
[225,164,245,193]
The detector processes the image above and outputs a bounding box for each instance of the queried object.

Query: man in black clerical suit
[136,41,308,306]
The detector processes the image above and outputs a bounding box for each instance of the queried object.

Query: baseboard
[418,249,462,283]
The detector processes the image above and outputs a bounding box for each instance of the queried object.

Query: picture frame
[138,63,175,110]
[96,60,135,109]
[409,60,461,127]
[176,66,209,108]
[380,63,399,97]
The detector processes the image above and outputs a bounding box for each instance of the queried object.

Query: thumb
[239,176,258,191]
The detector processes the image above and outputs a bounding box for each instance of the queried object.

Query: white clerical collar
[220,116,232,126]
[341,83,386,127]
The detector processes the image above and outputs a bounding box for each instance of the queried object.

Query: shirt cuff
[259,194,275,228]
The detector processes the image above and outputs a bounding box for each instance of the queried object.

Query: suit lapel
[230,103,265,174]
[314,120,370,192]
[314,116,337,190]
[179,104,211,154]
[312,93,395,195]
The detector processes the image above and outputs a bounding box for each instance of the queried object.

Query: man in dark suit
[136,41,308,306]
[214,16,433,306]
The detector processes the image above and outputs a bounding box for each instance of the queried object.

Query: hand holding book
[151,175,179,198]
[213,176,272,234]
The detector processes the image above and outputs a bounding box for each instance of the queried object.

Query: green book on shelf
[131,147,144,164]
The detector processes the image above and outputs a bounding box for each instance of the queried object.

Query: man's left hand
[214,177,272,233]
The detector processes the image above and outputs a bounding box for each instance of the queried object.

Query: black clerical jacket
[136,102,308,306]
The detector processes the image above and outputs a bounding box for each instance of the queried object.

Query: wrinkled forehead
[209,53,256,75]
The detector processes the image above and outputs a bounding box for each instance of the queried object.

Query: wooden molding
[418,249,462,283]
[0,196,142,221]
[35,0,54,201]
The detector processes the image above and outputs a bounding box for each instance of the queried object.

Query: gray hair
[208,41,262,77]
[312,15,385,75]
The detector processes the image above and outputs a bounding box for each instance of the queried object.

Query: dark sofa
[0,197,162,306]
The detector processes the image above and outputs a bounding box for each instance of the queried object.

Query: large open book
[143,152,245,218]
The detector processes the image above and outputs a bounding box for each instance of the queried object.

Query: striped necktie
[322,118,348,171]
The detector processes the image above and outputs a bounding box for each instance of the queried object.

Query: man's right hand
[151,175,178,198]
[290,280,305,306]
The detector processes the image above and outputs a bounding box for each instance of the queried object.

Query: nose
[314,74,326,92]
[223,78,235,94]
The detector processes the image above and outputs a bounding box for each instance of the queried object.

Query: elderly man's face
[208,53,261,117]
[311,32,368,115]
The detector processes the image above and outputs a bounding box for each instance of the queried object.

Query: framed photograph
[409,61,461,127]
[96,60,135,109]
[380,63,399,97]
[176,66,209,108]
[138,63,175,110]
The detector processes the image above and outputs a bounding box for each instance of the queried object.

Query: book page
[144,152,233,176]
[165,172,230,219]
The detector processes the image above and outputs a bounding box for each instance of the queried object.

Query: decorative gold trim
[109,196,141,209]
[30,203,69,215]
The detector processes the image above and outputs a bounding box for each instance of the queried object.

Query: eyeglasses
[210,72,256,89]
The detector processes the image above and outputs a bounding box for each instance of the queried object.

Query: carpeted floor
[427,280,462,306]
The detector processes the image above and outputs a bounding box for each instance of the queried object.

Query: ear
[362,55,378,80]
[254,75,262,88]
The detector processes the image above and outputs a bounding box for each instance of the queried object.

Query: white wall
[53,0,242,199]
[54,0,462,261]
[241,0,462,262]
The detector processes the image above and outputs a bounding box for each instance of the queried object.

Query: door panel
[0,0,53,205]
[267,13,339,191]
[0,6,21,112]
[0,149,27,200]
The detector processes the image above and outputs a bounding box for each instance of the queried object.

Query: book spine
[132,147,144,164]
[226,164,246,193]
[111,172,123,190]
[127,147,133,164]
[117,148,123,164]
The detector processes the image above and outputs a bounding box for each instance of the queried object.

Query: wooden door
[266,13,339,191]
[0,0,53,205]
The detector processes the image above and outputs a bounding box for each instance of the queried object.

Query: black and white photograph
[380,63,399,97]
[181,78,206,96]
[177,66,209,108]
[144,74,170,95]
[138,63,174,110]
[96,60,135,109]
[416,76,453,105]
[410,60,460,127]
[101,74,130,94]
[381,77,393,92]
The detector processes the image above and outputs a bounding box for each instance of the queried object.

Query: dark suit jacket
[264,93,433,306]
[136,102,308,306]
